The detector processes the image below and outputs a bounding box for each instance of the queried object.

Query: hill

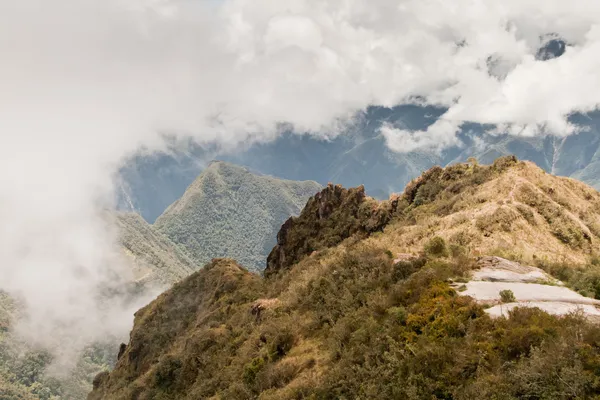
[90,157,600,400]
[0,213,196,400]
[115,212,196,287]
[154,161,322,272]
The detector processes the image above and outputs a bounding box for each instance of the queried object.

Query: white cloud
[381,119,462,153]
[2,0,600,370]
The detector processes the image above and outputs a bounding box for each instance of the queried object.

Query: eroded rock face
[265,184,398,277]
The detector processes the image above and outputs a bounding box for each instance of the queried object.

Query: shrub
[424,236,448,258]
[386,306,407,325]
[449,244,467,258]
[500,289,516,303]
[243,357,266,385]
[515,204,536,225]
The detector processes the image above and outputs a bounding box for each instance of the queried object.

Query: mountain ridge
[154,161,323,272]
[91,156,600,400]
[117,109,600,224]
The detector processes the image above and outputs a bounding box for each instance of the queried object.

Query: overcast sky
[1,0,600,368]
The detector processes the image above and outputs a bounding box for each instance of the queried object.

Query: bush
[424,236,448,258]
[500,289,516,303]
[449,244,467,258]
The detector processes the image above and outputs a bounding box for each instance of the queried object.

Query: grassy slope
[154,161,322,272]
[115,212,196,287]
[90,156,600,400]
[376,158,600,265]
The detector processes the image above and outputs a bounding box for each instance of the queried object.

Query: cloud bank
[1,0,600,369]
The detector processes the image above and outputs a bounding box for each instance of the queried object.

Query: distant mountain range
[117,106,600,224]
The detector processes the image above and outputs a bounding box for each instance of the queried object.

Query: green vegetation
[155,161,322,272]
[84,156,600,399]
[0,213,188,400]
[424,236,449,257]
[500,289,516,303]
[536,258,600,300]
[90,241,600,400]
[115,212,196,286]
[0,293,116,400]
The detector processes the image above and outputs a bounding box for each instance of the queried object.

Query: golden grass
[371,161,600,265]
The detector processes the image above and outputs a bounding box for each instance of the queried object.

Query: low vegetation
[155,161,322,272]
[85,156,600,399]
[91,241,600,400]
[0,293,116,400]
[535,258,600,300]
[500,289,516,303]
[115,212,196,286]
[0,213,191,400]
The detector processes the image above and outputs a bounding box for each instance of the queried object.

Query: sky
[1,0,600,370]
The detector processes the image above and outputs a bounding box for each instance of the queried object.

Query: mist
[1,0,600,371]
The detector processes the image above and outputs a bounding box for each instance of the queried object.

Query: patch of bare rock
[455,256,600,319]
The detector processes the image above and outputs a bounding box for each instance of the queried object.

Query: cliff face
[90,156,600,400]
[265,183,399,276]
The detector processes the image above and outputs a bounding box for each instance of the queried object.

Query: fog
[1,0,600,371]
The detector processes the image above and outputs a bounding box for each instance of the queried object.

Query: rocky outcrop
[265,183,399,277]
[455,256,600,319]
[154,161,322,272]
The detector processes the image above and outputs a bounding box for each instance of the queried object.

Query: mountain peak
[154,163,322,272]
[91,156,600,400]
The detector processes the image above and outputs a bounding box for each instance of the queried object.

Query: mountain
[115,212,196,287]
[91,157,600,400]
[154,161,322,272]
[0,291,117,400]
[116,140,220,224]
[116,107,600,224]
[0,213,196,400]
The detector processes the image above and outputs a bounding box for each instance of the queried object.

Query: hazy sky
[1,0,600,368]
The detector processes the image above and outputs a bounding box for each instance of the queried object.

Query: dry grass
[372,160,600,265]
[91,157,600,400]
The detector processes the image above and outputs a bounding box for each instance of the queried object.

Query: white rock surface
[458,256,600,319]
[486,302,600,318]
[471,256,562,284]
[462,281,600,305]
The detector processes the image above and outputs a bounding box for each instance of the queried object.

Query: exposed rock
[457,256,600,319]
[265,183,398,277]
[92,372,110,390]
[117,343,127,361]
[250,298,281,320]
[486,302,600,319]
[463,281,600,305]
[473,256,562,284]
